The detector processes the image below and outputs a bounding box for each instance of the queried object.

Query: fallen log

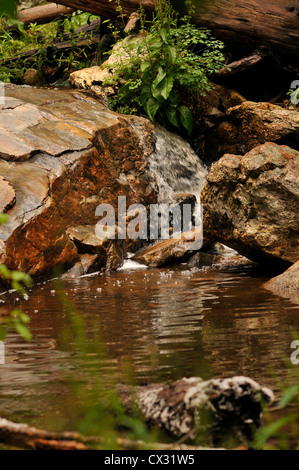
[17,3,75,26]
[0,417,227,450]
[0,376,273,449]
[216,51,266,78]
[121,376,274,440]
[55,0,299,63]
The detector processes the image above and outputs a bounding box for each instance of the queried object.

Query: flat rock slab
[0,86,119,161]
[0,85,157,277]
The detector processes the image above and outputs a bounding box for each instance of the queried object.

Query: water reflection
[0,253,298,430]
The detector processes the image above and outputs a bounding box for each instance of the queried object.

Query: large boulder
[207,102,299,161]
[264,261,299,304]
[0,85,208,279]
[201,142,299,266]
[0,85,157,277]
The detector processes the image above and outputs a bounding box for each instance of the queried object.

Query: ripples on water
[0,249,298,431]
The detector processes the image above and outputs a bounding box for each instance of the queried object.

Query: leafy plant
[0,10,102,83]
[104,0,224,135]
[254,336,299,450]
[0,213,32,342]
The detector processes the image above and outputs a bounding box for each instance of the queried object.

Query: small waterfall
[149,125,208,203]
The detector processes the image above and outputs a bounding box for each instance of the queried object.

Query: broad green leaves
[104,0,224,135]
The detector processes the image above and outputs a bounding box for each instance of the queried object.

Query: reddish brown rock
[132,229,203,267]
[208,101,299,161]
[0,85,157,277]
[201,142,299,266]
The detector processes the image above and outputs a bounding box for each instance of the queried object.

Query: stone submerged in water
[201,142,299,266]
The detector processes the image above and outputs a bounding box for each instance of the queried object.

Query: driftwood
[121,376,274,440]
[0,418,228,450]
[0,376,273,449]
[17,3,75,27]
[55,0,299,63]
[217,51,266,78]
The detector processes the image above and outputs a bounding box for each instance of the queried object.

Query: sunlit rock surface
[0,85,207,278]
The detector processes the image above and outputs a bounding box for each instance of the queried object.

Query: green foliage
[105,1,224,135]
[0,214,32,342]
[254,336,299,450]
[0,11,101,83]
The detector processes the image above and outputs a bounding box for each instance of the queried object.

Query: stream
[0,249,298,434]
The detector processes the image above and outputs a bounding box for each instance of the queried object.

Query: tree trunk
[190,0,299,62]
[18,3,75,26]
[55,0,155,18]
[55,0,299,62]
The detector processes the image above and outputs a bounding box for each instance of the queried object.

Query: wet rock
[0,85,157,277]
[209,101,299,161]
[201,142,299,266]
[187,251,218,269]
[132,229,203,267]
[66,225,126,271]
[264,261,299,304]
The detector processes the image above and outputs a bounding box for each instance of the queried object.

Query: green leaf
[152,75,174,100]
[152,66,166,91]
[179,105,193,135]
[140,61,151,73]
[278,385,299,409]
[0,0,17,17]
[160,28,168,42]
[146,97,160,122]
[15,323,32,342]
[0,264,10,279]
[167,45,177,62]
[166,107,181,130]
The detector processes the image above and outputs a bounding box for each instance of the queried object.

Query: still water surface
[0,250,298,432]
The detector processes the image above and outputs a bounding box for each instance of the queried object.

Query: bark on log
[55,0,299,62]
[120,376,274,439]
[0,417,226,450]
[0,376,273,449]
[56,0,155,18]
[190,0,299,62]
[18,3,75,26]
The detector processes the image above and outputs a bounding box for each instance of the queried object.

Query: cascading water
[149,124,208,203]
